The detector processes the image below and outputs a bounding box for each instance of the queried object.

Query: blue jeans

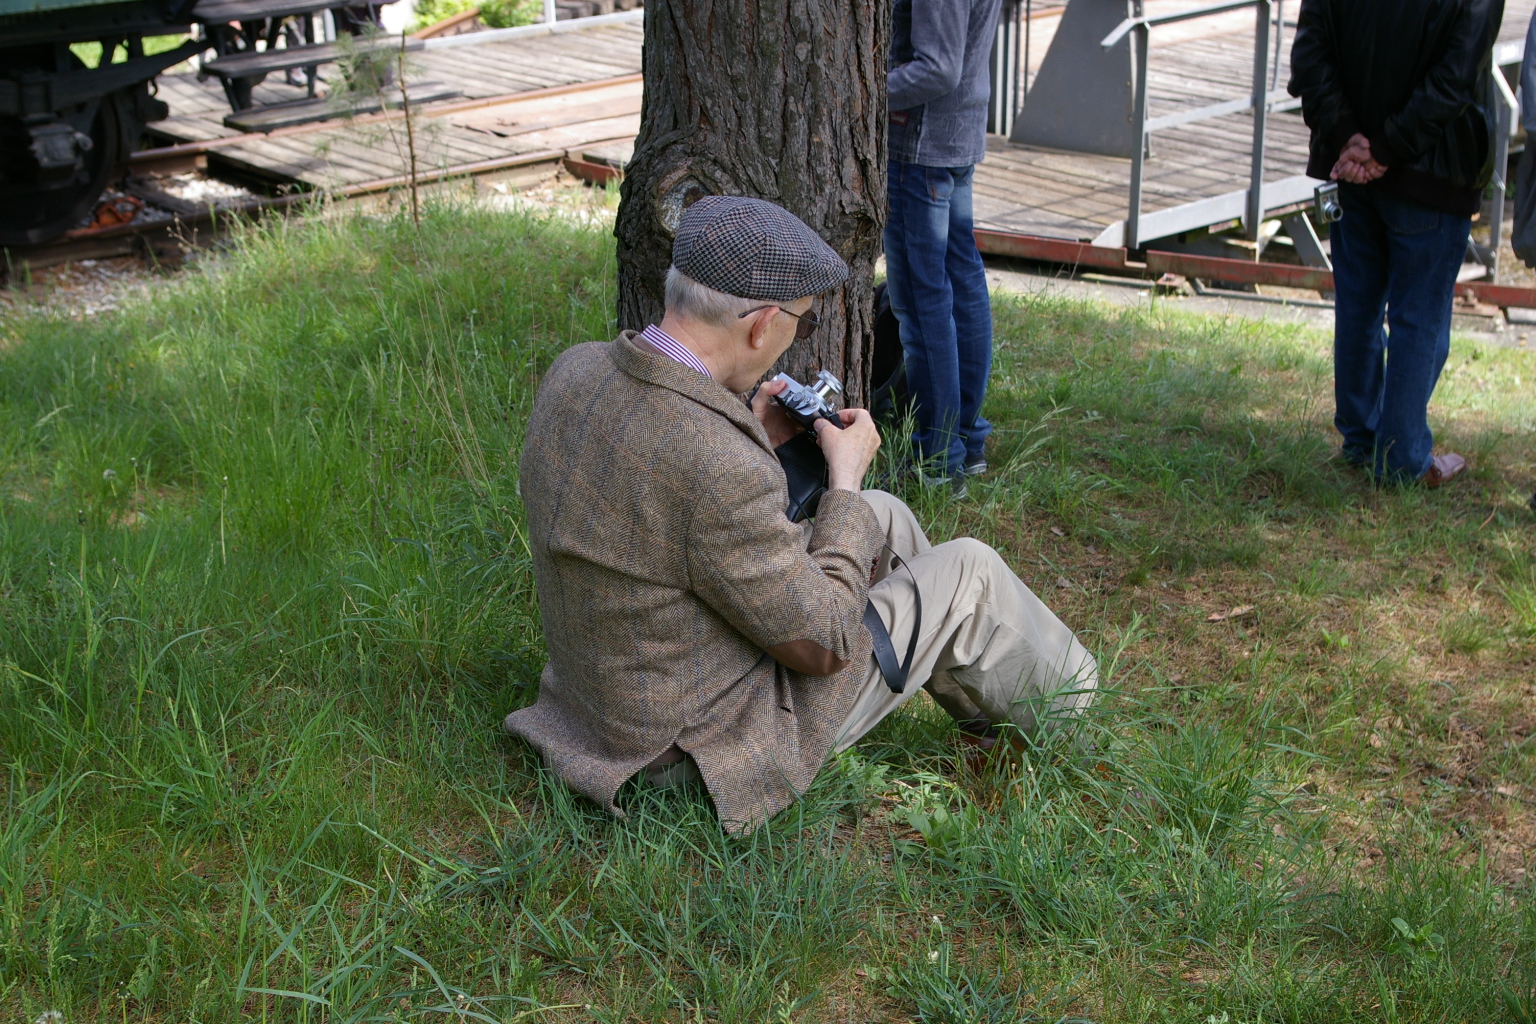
[1332,184,1470,481]
[884,160,993,477]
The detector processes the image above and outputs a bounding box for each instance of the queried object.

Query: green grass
[69,36,192,70]
[0,201,1533,1023]
[410,0,543,32]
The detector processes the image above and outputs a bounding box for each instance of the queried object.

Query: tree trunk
[614,0,889,406]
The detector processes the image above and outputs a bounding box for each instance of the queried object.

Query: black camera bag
[776,431,828,523]
[772,410,917,695]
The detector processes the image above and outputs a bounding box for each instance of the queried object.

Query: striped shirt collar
[640,323,712,380]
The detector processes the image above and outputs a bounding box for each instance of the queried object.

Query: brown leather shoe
[1421,453,1467,488]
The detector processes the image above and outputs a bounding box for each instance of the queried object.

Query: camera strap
[863,552,921,694]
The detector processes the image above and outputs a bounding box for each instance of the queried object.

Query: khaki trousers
[645,491,1098,788]
[833,490,1099,750]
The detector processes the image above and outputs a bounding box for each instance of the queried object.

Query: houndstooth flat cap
[672,196,849,302]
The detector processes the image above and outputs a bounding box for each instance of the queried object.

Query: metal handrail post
[1490,89,1511,278]
[1482,66,1520,277]
[1245,0,1272,239]
[1126,22,1151,249]
[990,0,1023,135]
[1023,0,1032,108]
[1014,0,1023,127]
[1271,0,1283,90]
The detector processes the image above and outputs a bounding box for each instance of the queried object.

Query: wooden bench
[202,36,422,79]
[191,0,404,111]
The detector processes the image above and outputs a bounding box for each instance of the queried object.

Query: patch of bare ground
[1,254,165,319]
[5,473,187,529]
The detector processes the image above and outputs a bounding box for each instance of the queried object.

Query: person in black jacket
[1289,0,1503,487]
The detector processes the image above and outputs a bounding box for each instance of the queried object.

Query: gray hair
[664,266,761,327]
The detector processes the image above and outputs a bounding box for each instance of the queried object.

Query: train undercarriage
[0,0,390,246]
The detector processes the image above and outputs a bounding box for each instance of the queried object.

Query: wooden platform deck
[147,22,644,190]
[972,0,1536,242]
[147,4,1535,238]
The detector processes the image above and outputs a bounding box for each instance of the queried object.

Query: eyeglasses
[738,304,821,341]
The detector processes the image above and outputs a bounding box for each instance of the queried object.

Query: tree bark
[614,0,889,405]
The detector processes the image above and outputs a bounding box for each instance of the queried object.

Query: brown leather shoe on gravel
[1421,453,1467,488]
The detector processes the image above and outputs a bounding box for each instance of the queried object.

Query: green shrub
[411,0,542,31]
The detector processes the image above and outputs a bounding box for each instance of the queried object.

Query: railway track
[1,190,301,277]
[2,72,640,277]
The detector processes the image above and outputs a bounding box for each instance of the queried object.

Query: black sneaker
[1335,449,1370,470]
[963,457,988,477]
[919,470,968,499]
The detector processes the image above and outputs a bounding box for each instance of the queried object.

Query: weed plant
[0,200,1532,1022]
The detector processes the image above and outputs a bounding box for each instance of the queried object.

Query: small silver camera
[772,370,844,429]
[1314,181,1343,223]
[771,370,844,523]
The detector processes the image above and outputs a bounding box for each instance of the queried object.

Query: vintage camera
[1314,181,1343,224]
[771,370,844,522]
[772,369,844,429]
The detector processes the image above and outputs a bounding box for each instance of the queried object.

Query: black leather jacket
[1288,0,1504,215]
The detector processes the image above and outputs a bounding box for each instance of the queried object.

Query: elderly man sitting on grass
[505,196,1099,832]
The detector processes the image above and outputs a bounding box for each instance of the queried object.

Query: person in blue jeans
[1331,186,1471,482]
[1289,0,1502,487]
[885,0,1002,494]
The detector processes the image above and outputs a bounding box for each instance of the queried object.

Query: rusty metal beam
[1145,249,1334,291]
[976,228,1536,311]
[1453,280,1536,310]
[972,228,1129,271]
[563,155,621,186]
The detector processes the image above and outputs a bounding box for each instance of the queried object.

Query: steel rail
[5,132,626,271]
[2,193,301,273]
[337,146,576,195]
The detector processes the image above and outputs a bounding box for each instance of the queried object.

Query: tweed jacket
[507,332,883,832]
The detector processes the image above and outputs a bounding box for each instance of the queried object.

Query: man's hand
[750,378,803,449]
[1331,133,1388,184]
[815,408,881,492]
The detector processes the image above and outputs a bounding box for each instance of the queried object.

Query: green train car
[1,0,203,245]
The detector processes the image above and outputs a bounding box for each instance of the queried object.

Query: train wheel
[0,95,122,248]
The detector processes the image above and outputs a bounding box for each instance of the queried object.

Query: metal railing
[1100,0,1287,250]
[991,2,1077,138]
[1476,64,1519,278]
[988,0,1025,137]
